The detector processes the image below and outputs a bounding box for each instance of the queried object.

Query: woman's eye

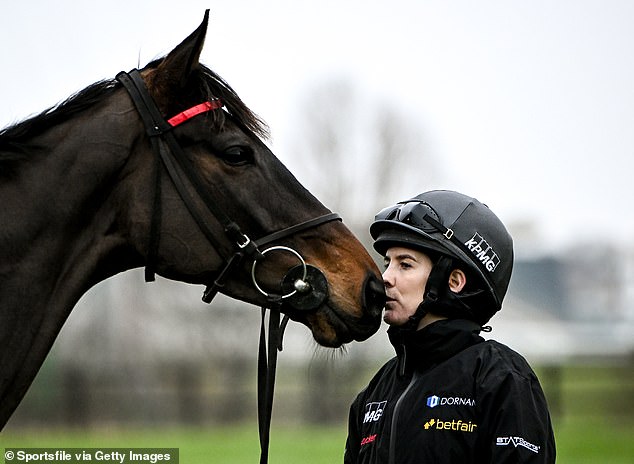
[221,145,253,165]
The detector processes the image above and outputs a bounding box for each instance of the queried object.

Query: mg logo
[363,401,387,423]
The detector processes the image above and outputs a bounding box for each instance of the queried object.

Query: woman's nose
[382,266,394,288]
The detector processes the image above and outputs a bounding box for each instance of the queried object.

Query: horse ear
[156,10,210,87]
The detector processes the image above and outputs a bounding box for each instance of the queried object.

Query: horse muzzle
[252,245,385,345]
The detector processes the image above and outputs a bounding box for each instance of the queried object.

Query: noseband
[117,69,340,463]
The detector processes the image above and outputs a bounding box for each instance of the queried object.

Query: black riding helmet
[370,190,514,325]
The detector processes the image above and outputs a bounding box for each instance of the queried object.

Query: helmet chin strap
[403,256,454,330]
[404,256,480,330]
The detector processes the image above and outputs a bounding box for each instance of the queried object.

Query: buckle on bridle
[237,234,251,248]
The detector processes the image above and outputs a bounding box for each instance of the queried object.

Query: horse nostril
[363,273,386,320]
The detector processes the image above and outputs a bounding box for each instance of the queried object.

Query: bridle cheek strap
[117,69,252,283]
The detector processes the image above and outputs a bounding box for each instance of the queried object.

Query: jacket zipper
[388,346,418,464]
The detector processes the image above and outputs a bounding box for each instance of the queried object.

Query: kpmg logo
[426,395,475,408]
[363,401,387,423]
[464,232,500,272]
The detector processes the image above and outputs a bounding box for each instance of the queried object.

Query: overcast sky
[2,0,633,252]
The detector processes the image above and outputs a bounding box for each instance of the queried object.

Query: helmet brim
[370,220,454,258]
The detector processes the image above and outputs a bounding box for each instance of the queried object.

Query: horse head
[116,12,384,347]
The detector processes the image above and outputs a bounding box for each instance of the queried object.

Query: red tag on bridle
[167,100,223,127]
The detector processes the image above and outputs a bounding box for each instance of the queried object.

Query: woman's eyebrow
[390,253,418,262]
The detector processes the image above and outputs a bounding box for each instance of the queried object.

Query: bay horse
[0,11,384,431]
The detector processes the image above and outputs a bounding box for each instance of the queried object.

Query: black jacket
[345,319,556,463]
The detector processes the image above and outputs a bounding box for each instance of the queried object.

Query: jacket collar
[388,319,484,374]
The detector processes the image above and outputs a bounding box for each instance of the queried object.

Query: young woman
[345,190,556,463]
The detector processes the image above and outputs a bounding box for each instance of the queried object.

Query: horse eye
[220,145,253,166]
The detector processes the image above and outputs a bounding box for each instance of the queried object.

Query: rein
[116,69,341,464]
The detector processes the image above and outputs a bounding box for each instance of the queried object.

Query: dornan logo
[464,232,500,272]
[426,395,476,408]
[496,436,540,454]
[363,401,387,424]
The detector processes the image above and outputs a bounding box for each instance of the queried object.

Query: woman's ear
[448,269,467,293]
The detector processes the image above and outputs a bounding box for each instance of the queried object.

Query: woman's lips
[384,295,396,308]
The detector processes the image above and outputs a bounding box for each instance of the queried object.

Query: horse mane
[0,80,119,157]
[0,61,269,172]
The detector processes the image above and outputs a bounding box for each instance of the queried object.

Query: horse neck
[0,92,143,428]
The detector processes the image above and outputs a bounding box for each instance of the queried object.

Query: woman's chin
[383,310,398,326]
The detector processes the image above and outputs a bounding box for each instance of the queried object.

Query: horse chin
[306,311,350,348]
[300,304,378,348]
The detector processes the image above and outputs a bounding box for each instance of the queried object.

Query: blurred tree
[286,77,440,237]
[284,77,441,422]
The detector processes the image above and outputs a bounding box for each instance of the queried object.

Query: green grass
[3,364,632,462]
[0,424,346,464]
[553,416,634,464]
[2,417,633,463]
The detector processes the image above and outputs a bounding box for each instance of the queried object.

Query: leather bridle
[116,69,342,463]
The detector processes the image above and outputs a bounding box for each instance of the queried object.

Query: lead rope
[258,305,290,464]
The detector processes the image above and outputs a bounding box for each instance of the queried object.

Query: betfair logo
[424,418,478,432]
[424,418,436,429]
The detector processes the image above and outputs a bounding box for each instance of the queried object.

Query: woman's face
[382,246,434,326]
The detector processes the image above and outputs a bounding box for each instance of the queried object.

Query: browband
[167,100,223,127]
